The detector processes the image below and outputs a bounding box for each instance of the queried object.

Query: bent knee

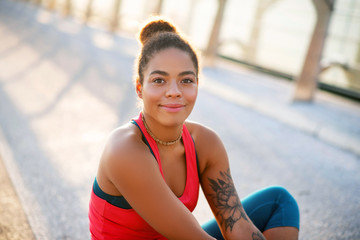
[265,186,300,229]
[267,186,294,200]
[266,186,299,210]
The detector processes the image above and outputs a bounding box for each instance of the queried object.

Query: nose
[166,81,181,98]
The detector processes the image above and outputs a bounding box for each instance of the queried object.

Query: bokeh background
[0,0,359,239]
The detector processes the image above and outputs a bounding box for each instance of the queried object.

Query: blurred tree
[246,0,279,62]
[64,0,72,16]
[85,0,94,21]
[143,0,163,18]
[184,0,198,33]
[293,0,335,101]
[110,0,122,32]
[154,0,164,15]
[357,40,360,66]
[47,0,56,10]
[203,0,227,66]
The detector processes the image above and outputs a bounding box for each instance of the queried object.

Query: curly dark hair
[136,18,199,85]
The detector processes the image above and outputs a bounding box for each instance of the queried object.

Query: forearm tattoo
[207,169,249,231]
[252,231,266,240]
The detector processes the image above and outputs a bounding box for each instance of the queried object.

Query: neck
[141,113,183,146]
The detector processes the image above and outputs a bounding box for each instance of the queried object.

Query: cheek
[185,87,198,103]
[143,88,164,100]
[141,88,164,108]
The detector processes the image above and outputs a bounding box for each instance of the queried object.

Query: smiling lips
[160,104,185,112]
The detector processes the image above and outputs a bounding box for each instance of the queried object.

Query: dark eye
[153,78,165,84]
[182,78,194,84]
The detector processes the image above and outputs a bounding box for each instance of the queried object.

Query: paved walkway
[0,154,35,240]
[0,0,359,239]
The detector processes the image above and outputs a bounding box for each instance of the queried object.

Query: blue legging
[202,186,300,239]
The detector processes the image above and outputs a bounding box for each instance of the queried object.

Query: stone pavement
[0,154,35,240]
[0,0,359,239]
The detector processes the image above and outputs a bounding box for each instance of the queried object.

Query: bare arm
[196,126,265,240]
[100,129,215,240]
[205,168,265,240]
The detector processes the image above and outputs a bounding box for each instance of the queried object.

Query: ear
[135,78,142,98]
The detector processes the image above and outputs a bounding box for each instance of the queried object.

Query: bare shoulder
[185,121,223,149]
[101,122,150,168]
[185,121,228,174]
[97,122,156,193]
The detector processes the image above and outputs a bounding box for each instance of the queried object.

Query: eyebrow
[179,71,196,77]
[149,70,196,77]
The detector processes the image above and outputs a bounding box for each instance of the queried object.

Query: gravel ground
[0,156,35,240]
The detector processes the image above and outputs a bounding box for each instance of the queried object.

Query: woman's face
[138,47,198,127]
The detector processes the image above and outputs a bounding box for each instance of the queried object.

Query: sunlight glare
[37,9,53,24]
[92,32,114,50]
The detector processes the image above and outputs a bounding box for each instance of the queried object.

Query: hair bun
[139,18,178,45]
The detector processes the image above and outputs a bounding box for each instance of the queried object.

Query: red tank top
[89,113,200,239]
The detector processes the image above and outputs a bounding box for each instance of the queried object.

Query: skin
[96,47,299,240]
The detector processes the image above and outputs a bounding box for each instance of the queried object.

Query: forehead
[145,48,196,74]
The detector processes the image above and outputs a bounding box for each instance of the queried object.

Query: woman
[89,18,299,240]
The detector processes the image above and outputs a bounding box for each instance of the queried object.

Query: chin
[161,112,189,126]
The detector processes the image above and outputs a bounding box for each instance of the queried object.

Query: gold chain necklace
[141,114,182,146]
